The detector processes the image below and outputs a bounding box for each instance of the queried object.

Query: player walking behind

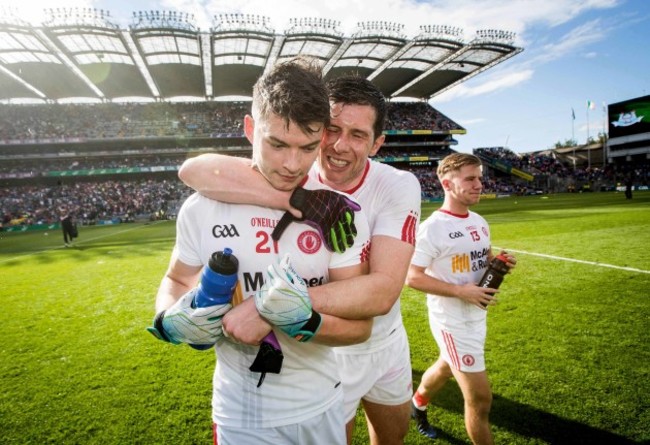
[406,153,516,445]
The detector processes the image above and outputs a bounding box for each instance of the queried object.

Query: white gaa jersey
[411,209,492,323]
[174,177,371,429]
[311,160,421,353]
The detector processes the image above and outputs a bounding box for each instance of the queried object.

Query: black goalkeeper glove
[272,187,361,253]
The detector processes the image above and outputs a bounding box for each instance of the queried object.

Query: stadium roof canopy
[0,8,522,103]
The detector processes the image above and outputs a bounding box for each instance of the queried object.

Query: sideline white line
[0,221,168,264]
[498,248,650,275]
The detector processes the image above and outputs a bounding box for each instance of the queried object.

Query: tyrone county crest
[297,230,322,254]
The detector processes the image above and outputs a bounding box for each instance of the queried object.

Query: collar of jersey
[317,160,370,195]
[438,209,469,218]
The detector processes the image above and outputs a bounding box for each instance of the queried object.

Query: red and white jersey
[312,160,421,352]
[174,176,371,428]
[411,209,492,323]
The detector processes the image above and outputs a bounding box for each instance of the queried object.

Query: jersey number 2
[255,231,279,254]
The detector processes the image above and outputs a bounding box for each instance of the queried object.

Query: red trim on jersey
[401,212,418,245]
[438,209,469,218]
[442,330,461,370]
[317,160,371,195]
[213,423,218,445]
[361,241,371,263]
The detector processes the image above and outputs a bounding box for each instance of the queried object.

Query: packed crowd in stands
[0,156,185,176]
[475,146,648,189]
[0,102,249,141]
[1,103,646,229]
[1,151,458,176]
[385,102,463,131]
[1,179,190,228]
[0,100,460,143]
[2,152,646,229]
[0,165,499,227]
[407,166,440,199]
[407,166,522,199]
[475,147,575,176]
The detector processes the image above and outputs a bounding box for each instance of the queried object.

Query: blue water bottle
[193,248,239,309]
[188,248,238,350]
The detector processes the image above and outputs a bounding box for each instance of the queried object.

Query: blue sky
[5,0,649,154]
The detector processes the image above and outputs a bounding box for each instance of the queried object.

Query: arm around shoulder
[178,153,291,209]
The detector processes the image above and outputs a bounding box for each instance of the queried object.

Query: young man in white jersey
[406,153,516,445]
[150,57,373,445]
[179,76,421,444]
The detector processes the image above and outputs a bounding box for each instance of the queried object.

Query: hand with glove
[147,288,232,349]
[272,187,360,253]
[254,254,322,342]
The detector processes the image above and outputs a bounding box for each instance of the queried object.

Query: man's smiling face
[318,102,384,191]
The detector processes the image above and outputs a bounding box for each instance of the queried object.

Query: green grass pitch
[1,191,648,444]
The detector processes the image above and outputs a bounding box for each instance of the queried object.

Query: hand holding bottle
[477,251,516,308]
[148,249,239,349]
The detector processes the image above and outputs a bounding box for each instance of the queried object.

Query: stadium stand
[0,100,465,228]
[2,101,647,231]
[1,8,524,232]
[3,7,646,232]
[1,179,187,227]
[474,146,648,194]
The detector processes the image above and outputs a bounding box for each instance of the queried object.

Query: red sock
[412,390,430,409]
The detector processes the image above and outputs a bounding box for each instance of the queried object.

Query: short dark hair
[326,75,386,138]
[437,153,483,178]
[252,56,330,135]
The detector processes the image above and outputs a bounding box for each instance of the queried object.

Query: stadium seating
[1,101,647,230]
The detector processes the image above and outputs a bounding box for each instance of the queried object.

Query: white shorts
[335,326,413,422]
[428,308,486,373]
[213,404,345,445]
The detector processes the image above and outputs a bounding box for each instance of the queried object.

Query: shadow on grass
[1,237,174,267]
[412,370,637,445]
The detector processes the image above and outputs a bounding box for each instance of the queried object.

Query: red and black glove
[272,187,361,253]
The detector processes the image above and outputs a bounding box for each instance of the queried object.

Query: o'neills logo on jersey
[250,217,278,228]
[297,230,322,254]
